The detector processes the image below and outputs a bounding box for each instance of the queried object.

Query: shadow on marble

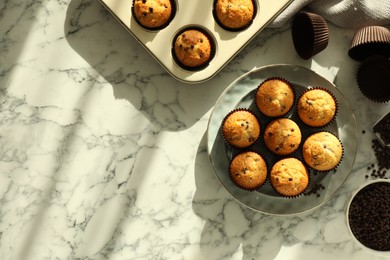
[191,131,370,260]
[192,132,285,259]
[64,0,241,132]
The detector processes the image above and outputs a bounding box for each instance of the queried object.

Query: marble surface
[0,0,389,259]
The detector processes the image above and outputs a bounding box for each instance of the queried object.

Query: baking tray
[99,0,293,83]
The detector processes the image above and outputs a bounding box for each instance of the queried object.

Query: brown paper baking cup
[356,55,390,103]
[291,11,329,60]
[348,26,390,61]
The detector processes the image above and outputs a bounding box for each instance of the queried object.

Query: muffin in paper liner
[291,11,329,60]
[171,26,216,71]
[263,118,302,156]
[297,87,338,129]
[269,157,310,198]
[356,55,390,103]
[229,151,268,191]
[213,0,256,32]
[348,26,390,61]
[221,108,261,149]
[132,0,176,30]
[255,77,296,118]
[301,131,344,173]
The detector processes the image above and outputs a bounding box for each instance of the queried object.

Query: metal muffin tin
[99,0,293,83]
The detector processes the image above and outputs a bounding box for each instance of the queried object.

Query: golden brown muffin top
[264,118,302,155]
[230,151,267,190]
[298,89,336,127]
[302,132,343,171]
[173,29,212,68]
[133,0,172,29]
[256,79,295,117]
[270,158,309,197]
[222,110,260,148]
[215,0,255,29]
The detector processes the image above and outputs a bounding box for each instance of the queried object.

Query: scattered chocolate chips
[367,139,390,179]
[348,181,390,251]
[304,183,325,197]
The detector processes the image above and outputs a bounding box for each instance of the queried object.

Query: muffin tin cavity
[99,0,293,83]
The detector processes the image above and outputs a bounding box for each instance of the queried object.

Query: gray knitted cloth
[271,0,390,28]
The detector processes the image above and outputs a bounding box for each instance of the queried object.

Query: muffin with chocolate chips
[222,109,260,148]
[214,0,255,31]
[297,88,337,127]
[229,151,268,191]
[255,78,295,117]
[173,28,214,69]
[132,0,174,29]
[263,118,302,156]
[302,131,343,171]
[270,158,309,197]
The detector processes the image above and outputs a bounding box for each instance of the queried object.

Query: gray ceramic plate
[207,64,358,215]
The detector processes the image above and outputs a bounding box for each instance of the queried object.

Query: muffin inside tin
[131,0,177,30]
[101,0,293,82]
[171,26,217,71]
[213,0,258,32]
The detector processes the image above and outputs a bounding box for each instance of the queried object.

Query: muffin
[263,118,302,156]
[214,0,255,31]
[302,132,343,171]
[173,29,214,69]
[132,0,174,29]
[255,78,295,117]
[222,109,260,148]
[297,88,337,127]
[229,151,268,190]
[270,158,309,197]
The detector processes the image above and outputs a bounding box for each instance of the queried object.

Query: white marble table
[1,0,389,259]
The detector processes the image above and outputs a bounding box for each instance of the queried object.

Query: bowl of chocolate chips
[346,179,390,256]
